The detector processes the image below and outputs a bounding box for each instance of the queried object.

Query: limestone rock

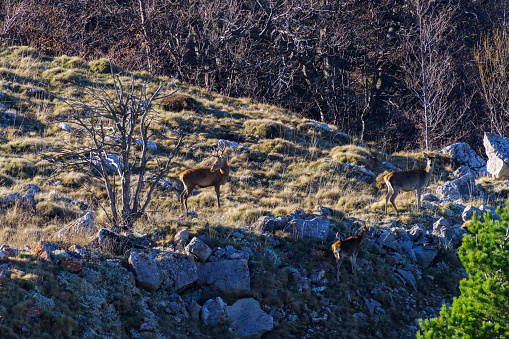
[201,297,228,325]
[440,142,485,169]
[226,298,274,338]
[285,209,330,240]
[196,259,250,291]
[128,252,160,290]
[484,132,509,178]
[56,212,97,239]
[435,173,476,201]
[185,237,212,262]
[156,251,198,293]
[413,246,437,267]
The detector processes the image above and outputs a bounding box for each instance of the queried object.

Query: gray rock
[186,300,202,319]
[284,209,330,240]
[201,297,228,325]
[3,192,21,203]
[60,123,72,132]
[396,269,418,291]
[484,132,509,178]
[378,231,400,251]
[409,225,424,241]
[401,241,417,264]
[174,229,190,245]
[413,246,437,267]
[436,173,476,201]
[422,193,440,202]
[55,212,97,239]
[479,205,500,220]
[462,205,482,222]
[364,298,383,315]
[308,269,326,283]
[21,188,36,211]
[179,210,198,219]
[128,252,160,290]
[165,294,189,319]
[185,237,212,262]
[156,252,198,294]
[196,259,250,291]
[91,228,137,254]
[440,142,485,169]
[432,217,451,235]
[226,298,274,338]
[135,139,157,150]
[286,267,309,292]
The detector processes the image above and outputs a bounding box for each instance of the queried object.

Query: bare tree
[400,0,465,151]
[474,29,509,137]
[0,0,27,40]
[54,72,183,229]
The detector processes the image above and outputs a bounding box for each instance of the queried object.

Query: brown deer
[179,142,229,212]
[384,153,435,215]
[331,227,369,281]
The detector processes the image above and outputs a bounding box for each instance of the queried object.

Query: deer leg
[336,255,345,281]
[351,253,358,278]
[390,187,400,215]
[180,190,187,212]
[214,185,221,208]
[416,188,421,212]
[385,183,394,215]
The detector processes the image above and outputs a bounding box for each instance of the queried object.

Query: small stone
[63,257,82,273]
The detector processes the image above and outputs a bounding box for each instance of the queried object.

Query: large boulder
[440,143,485,169]
[284,209,330,240]
[196,259,250,291]
[435,173,477,201]
[128,252,160,290]
[484,132,509,179]
[156,251,198,293]
[226,298,274,338]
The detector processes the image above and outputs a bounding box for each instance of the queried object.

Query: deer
[331,227,370,281]
[384,152,435,215]
[179,141,229,213]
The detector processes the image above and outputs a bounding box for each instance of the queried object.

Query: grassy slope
[0,46,504,338]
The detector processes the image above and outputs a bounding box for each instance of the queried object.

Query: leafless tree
[54,72,183,229]
[400,0,468,151]
[474,29,509,137]
[0,0,27,40]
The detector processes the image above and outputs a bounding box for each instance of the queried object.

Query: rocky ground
[1,46,509,338]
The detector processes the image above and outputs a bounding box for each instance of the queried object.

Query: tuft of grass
[244,119,292,139]
[36,201,80,220]
[41,67,82,82]
[88,58,111,74]
[330,145,380,170]
[51,55,87,69]
[159,93,200,112]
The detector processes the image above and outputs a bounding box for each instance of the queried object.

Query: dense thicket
[1,0,508,151]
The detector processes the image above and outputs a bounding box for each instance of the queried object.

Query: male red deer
[331,227,369,281]
[179,142,229,212]
[384,153,435,215]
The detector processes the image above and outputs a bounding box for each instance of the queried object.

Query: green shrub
[417,203,509,338]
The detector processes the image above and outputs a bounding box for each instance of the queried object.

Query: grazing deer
[331,227,369,281]
[384,153,435,215]
[179,142,229,212]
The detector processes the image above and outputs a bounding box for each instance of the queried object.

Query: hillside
[0,46,507,338]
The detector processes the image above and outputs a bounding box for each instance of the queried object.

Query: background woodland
[2,0,509,152]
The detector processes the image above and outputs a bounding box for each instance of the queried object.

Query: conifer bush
[417,204,509,338]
